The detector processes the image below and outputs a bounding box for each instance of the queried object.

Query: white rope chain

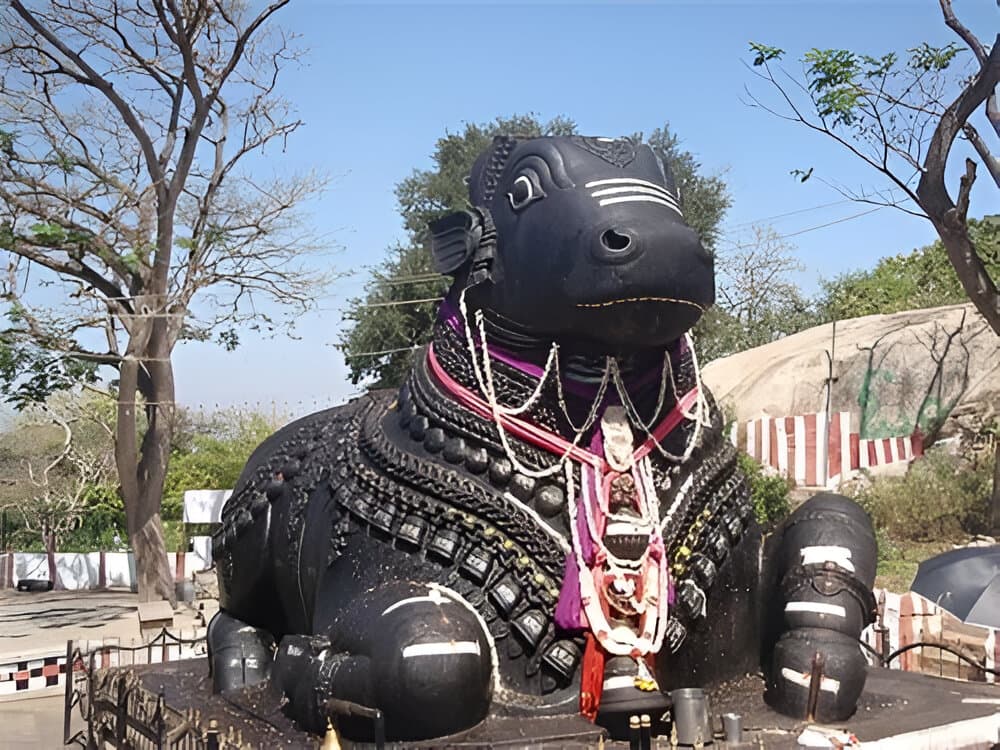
[458,287,560,417]
[454,285,709,477]
[457,286,607,479]
[609,332,709,465]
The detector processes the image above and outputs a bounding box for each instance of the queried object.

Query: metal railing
[63,629,254,750]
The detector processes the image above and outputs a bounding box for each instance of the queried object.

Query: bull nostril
[600,229,632,253]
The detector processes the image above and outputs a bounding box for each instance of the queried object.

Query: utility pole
[821,320,838,487]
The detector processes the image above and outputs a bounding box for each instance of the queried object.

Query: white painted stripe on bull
[597,195,683,216]
[794,415,808,485]
[381,588,450,616]
[603,675,639,691]
[781,667,840,694]
[591,185,681,205]
[800,545,855,573]
[785,601,847,618]
[426,584,502,697]
[775,418,788,477]
[585,177,679,200]
[402,641,481,658]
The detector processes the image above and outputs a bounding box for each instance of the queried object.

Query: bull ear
[428,210,483,274]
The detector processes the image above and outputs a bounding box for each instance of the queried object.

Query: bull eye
[507,175,534,210]
[509,169,555,213]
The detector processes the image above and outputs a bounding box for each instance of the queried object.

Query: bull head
[430,135,715,355]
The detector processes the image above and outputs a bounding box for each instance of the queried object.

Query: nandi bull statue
[208,135,878,743]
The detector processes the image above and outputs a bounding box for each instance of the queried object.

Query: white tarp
[10,547,210,590]
[183,489,232,523]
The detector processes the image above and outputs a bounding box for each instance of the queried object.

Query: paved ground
[0,589,141,656]
[2,693,75,749]
[0,588,213,749]
[0,589,211,654]
[5,589,1000,748]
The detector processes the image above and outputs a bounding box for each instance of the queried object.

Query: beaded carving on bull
[208,135,878,744]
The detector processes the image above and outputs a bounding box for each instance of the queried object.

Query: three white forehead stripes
[585,178,684,217]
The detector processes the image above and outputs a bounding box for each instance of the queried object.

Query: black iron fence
[63,629,254,750]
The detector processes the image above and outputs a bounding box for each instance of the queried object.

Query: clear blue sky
[170,0,998,417]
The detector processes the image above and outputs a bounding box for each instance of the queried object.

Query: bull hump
[214,393,388,542]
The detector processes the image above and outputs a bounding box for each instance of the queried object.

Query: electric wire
[24,201,893,368]
[720,198,858,231]
[348,205,888,317]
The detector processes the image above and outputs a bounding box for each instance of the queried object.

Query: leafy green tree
[747,1,999,530]
[162,409,278,519]
[340,115,733,386]
[821,217,1000,320]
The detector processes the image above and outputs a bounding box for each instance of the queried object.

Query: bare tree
[0,391,116,586]
[0,0,330,601]
[715,224,814,350]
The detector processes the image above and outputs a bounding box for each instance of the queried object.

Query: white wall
[3,485,223,590]
[9,546,211,590]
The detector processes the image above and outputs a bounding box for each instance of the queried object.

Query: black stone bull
[207,135,878,743]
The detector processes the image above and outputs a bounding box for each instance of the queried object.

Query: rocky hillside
[702,303,999,443]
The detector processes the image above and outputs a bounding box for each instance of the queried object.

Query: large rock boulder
[703,303,1000,442]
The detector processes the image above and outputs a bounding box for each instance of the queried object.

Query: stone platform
[133,660,1000,748]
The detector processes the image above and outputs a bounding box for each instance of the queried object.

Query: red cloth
[579,632,606,721]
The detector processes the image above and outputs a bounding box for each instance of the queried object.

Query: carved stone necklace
[426,338,700,670]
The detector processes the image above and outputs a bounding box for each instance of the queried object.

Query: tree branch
[939,0,988,64]
[955,158,976,223]
[917,37,1000,216]
[743,65,924,209]
[9,0,166,192]
[962,122,1000,189]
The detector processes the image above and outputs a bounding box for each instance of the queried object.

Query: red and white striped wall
[0,654,72,696]
[744,411,924,488]
[0,629,206,698]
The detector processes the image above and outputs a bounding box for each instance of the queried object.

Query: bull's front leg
[207,610,275,691]
[272,581,493,741]
[763,493,878,722]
